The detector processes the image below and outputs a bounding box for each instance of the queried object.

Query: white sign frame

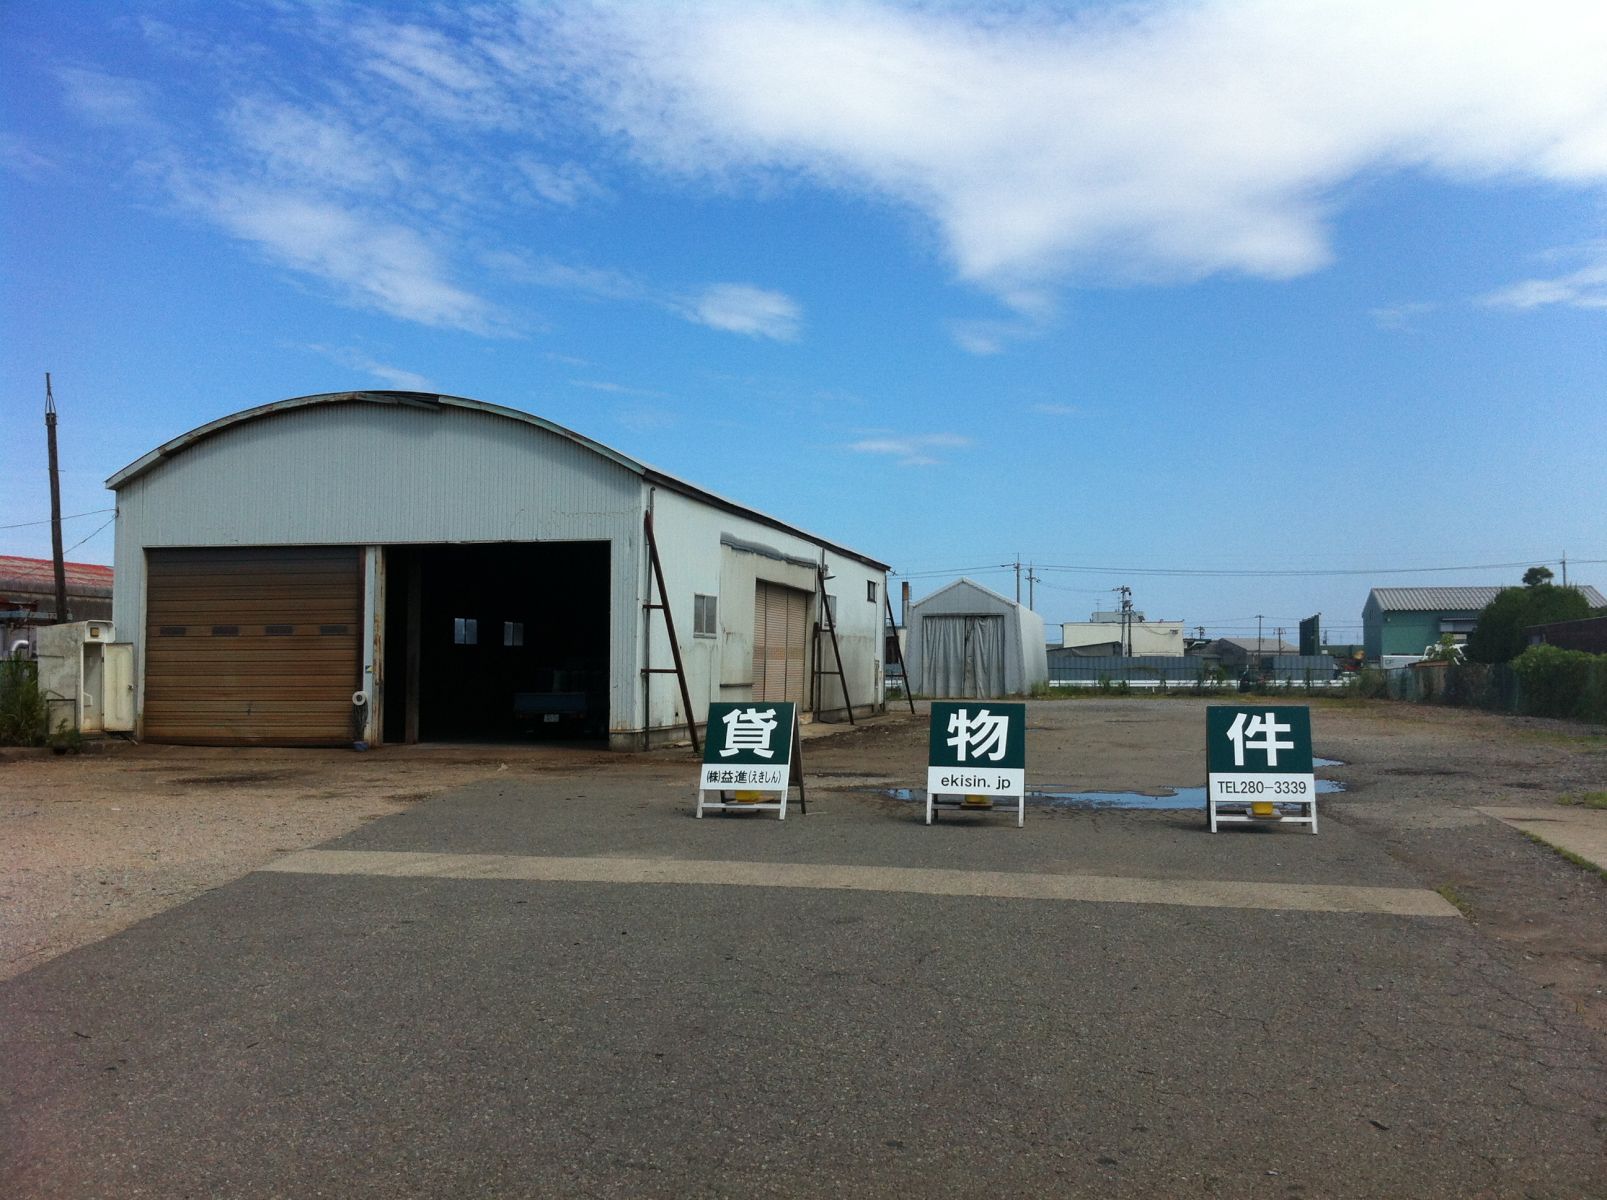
[695,704,803,820]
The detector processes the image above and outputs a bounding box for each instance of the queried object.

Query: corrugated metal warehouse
[107,391,888,749]
[906,578,1048,698]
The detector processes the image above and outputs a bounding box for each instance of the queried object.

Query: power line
[63,515,116,556]
[893,555,1602,581]
[1033,558,1587,578]
[0,507,115,531]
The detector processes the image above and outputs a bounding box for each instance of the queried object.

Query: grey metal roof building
[906,578,1047,698]
[1367,586,1606,611]
[107,391,888,748]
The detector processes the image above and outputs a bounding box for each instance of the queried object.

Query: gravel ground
[0,742,619,982]
[3,698,1604,1032]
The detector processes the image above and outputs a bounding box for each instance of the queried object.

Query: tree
[1522,566,1554,587]
[1466,583,1593,664]
[1421,634,1464,663]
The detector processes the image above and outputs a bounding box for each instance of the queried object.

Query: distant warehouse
[107,391,887,748]
[1363,586,1605,662]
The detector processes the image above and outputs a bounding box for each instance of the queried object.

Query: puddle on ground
[1313,757,1344,768]
[878,779,1343,811]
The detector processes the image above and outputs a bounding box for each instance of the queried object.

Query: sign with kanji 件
[1205,705,1317,833]
[696,702,802,819]
[925,702,1027,826]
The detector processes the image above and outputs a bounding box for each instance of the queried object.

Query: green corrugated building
[1363,585,1606,661]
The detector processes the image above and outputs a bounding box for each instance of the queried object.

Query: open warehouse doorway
[382,542,610,743]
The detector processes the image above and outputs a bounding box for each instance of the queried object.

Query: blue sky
[4,0,1605,644]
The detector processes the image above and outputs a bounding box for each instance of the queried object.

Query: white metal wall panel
[908,578,1042,696]
[111,399,887,745]
[112,402,643,740]
[647,488,885,730]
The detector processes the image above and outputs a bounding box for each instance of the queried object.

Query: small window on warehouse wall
[694,594,717,638]
[867,580,877,603]
[453,617,478,645]
[504,621,524,647]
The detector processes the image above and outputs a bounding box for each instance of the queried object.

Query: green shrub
[48,719,85,754]
[1510,644,1607,722]
[1352,668,1389,699]
[1467,584,1593,664]
[0,655,47,746]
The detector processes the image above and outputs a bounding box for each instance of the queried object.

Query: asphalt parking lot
[4,701,1605,1197]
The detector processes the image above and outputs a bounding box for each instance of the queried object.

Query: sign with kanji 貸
[696,702,801,818]
[1205,705,1317,834]
[925,702,1027,826]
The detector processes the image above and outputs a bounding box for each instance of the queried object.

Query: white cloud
[516,157,606,206]
[303,345,435,391]
[0,132,54,177]
[56,67,162,131]
[351,21,511,127]
[570,378,669,398]
[1370,301,1438,331]
[187,182,497,332]
[553,1,1607,298]
[683,283,802,339]
[487,252,647,301]
[613,405,680,433]
[848,432,970,467]
[225,98,407,193]
[1480,249,1607,311]
[491,253,801,338]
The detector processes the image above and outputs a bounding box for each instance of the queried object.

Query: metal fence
[1047,654,1345,691]
[1374,662,1520,710]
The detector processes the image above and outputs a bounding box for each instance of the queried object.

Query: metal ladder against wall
[884,592,916,715]
[641,509,701,755]
[810,563,855,725]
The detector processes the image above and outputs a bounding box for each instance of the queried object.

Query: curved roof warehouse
[108,391,888,748]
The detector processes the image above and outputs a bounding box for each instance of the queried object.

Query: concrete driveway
[4,705,1605,1197]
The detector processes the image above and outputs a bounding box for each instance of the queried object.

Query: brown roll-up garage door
[751,581,810,706]
[143,547,362,745]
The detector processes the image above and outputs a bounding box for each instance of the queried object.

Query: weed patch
[1522,831,1607,882]
[1434,883,1473,916]
[1556,791,1607,810]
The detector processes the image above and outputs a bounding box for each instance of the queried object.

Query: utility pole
[1561,552,1568,589]
[45,374,69,624]
[1012,555,1022,603]
[1026,564,1040,610]
[1256,614,1264,664]
[1115,585,1134,657]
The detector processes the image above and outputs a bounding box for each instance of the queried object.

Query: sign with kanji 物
[1204,705,1317,834]
[925,701,1027,827]
[695,702,804,819]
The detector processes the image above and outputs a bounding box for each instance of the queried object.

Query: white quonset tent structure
[106,391,888,749]
[906,578,1048,698]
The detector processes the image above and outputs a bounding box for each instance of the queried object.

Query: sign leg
[794,712,807,815]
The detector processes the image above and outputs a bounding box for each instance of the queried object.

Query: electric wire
[63,515,117,555]
[891,555,1601,580]
[0,507,116,530]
